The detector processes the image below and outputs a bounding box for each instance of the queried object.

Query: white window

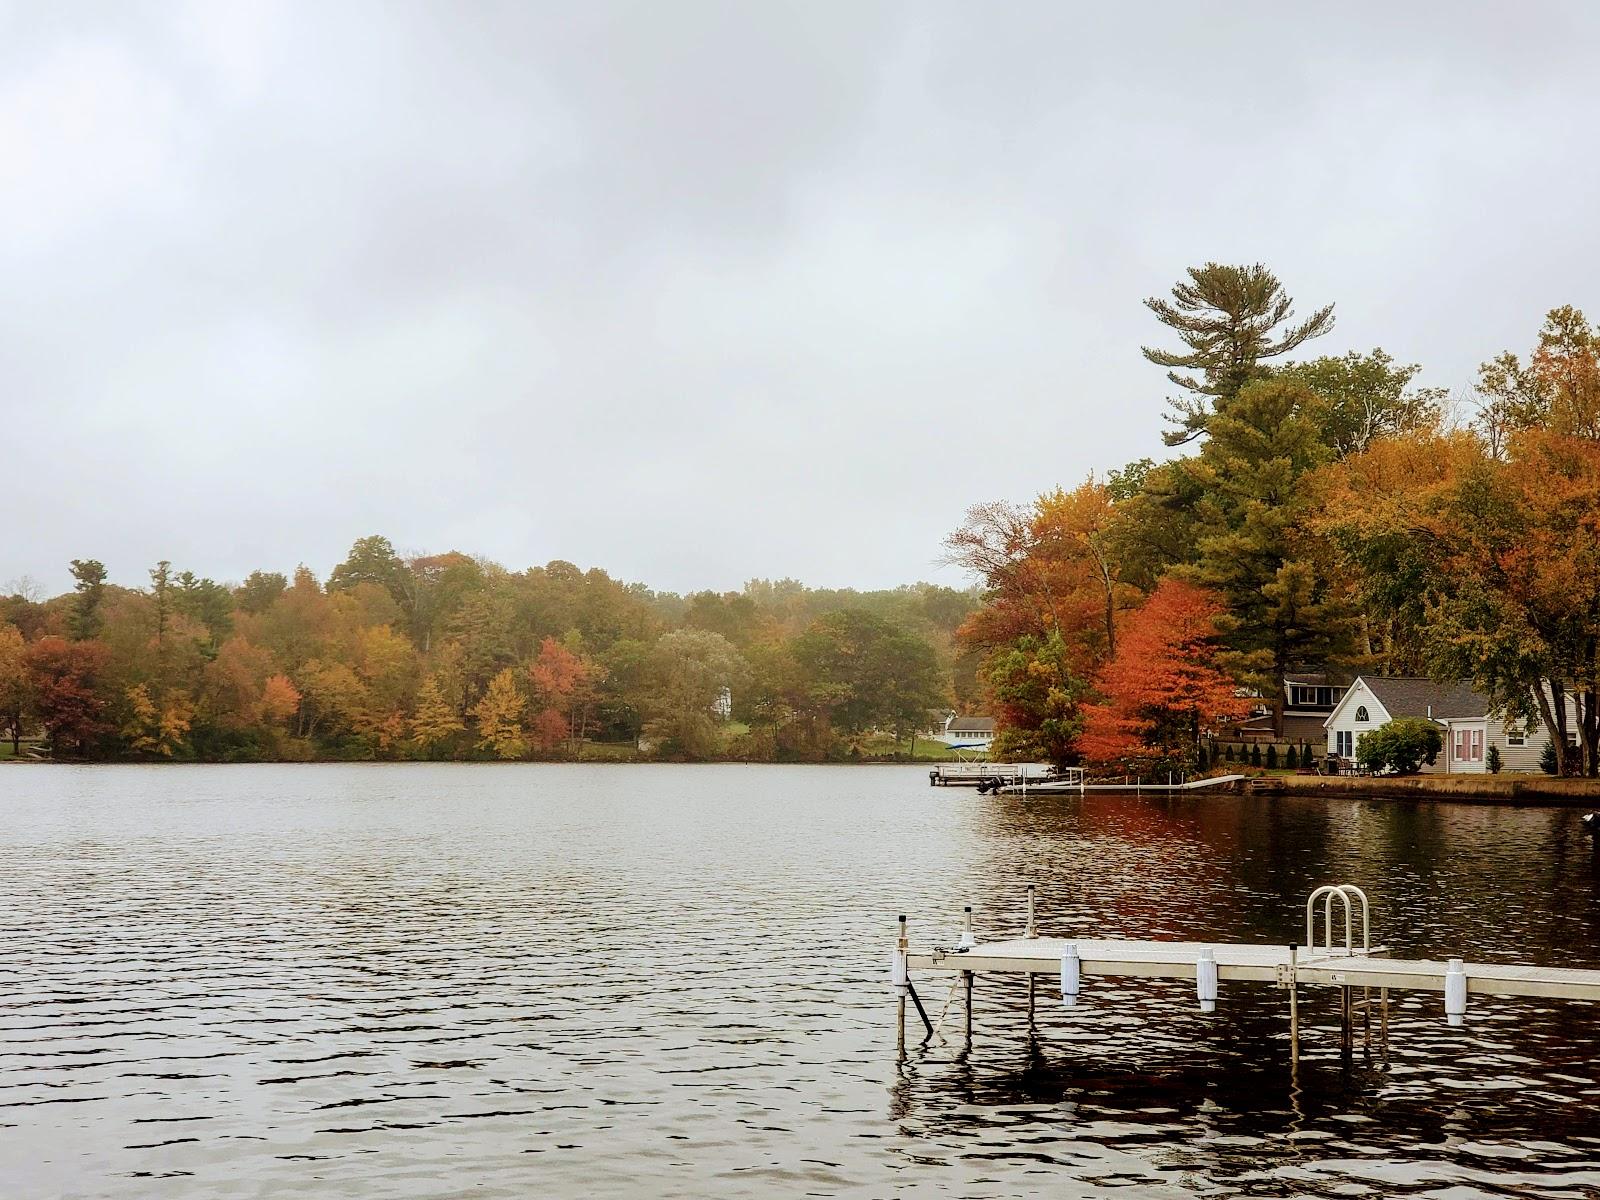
[1507,724,1525,747]
[1355,706,1369,722]
[1336,730,1352,756]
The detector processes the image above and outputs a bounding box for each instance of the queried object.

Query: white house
[940,715,996,753]
[1323,676,1571,774]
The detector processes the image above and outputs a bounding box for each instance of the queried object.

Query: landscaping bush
[1266,744,1278,769]
[1487,744,1502,774]
[1541,742,1558,775]
[1225,744,1235,762]
[1250,744,1262,768]
[1355,718,1444,776]
[1285,744,1299,769]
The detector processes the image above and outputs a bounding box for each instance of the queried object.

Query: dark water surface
[5,764,1600,1198]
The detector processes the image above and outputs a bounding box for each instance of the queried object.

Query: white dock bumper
[1060,943,1080,1007]
[1445,957,1467,1026]
[1197,947,1218,1013]
[891,947,909,996]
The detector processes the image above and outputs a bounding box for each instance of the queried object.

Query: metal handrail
[1304,884,1370,955]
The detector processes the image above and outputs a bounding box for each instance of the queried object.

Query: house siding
[1323,679,1392,763]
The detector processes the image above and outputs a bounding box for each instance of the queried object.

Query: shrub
[1195,745,1208,771]
[1356,718,1445,776]
[1266,744,1279,769]
[1285,744,1299,769]
[1225,744,1235,762]
[1250,744,1262,768]
[1541,742,1558,775]
[1487,744,1502,774]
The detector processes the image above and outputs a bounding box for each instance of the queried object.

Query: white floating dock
[910,939,1600,1002]
[890,883,1600,1058]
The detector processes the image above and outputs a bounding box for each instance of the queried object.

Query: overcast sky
[6,2,1600,598]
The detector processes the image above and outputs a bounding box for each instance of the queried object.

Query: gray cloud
[6,1,1600,595]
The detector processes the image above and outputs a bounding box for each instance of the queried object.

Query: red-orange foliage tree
[1078,579,1249,771]
[527,637,596,754]
[24,636,112,756]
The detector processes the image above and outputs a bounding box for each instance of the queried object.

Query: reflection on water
[3,764,1600,1197]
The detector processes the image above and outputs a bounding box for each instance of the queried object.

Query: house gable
[1323,677,1393,733]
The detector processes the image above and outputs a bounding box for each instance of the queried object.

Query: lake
[4,763,1600,1198]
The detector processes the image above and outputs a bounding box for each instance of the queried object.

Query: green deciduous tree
[642,629,746,759]
[1277,348,1445,459]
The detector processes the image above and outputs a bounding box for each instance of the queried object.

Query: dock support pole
[1340,986,1352,1055]
[1026,884,1037,939]
[1028,972,1035,1023]
[895,914,908,1055]
[964,970,973,1042]
[1287,943,1300,1065]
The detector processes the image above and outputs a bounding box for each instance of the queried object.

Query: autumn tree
[25,636,111,755]
[121,684,193,757]
[472,667,527,759]
[411,674,464,757]
[527,637,595,754]
[1144,263,1335,445]
[0,623,27,755]
[1078,580,1250,771]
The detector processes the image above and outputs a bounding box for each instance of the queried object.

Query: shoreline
[1243,773,1600,806]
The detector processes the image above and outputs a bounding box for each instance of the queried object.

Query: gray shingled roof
[1361,677,1486,720]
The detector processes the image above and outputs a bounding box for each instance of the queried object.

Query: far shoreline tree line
[5,262,1600,775]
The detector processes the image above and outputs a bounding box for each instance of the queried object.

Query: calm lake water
[5,764,1600,1198]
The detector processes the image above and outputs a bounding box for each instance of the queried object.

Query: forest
[5,263,1600,771]
[0,550,976,763]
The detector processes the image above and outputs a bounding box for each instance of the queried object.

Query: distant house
[1323,676,1572,774]
[1234,672,1349,750]
[941,715,996,752]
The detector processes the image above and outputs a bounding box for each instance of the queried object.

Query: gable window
[1355,706,1369,722]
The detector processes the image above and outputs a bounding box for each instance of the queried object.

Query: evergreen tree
[68,559,107,641]
[1182,379,1359,733]
[1144,263,1335,445]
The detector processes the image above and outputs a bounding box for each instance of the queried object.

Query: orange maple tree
[1078,579,1249,768]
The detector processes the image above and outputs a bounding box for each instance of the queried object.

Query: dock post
[1026,884,1037,939]
[1287,943,1300,1065]
[1028,972,1035,1023]
[895,914,908,1054]
[964,970,973,1042]
[959,904,975,949]
[1340,986,1352,1055]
